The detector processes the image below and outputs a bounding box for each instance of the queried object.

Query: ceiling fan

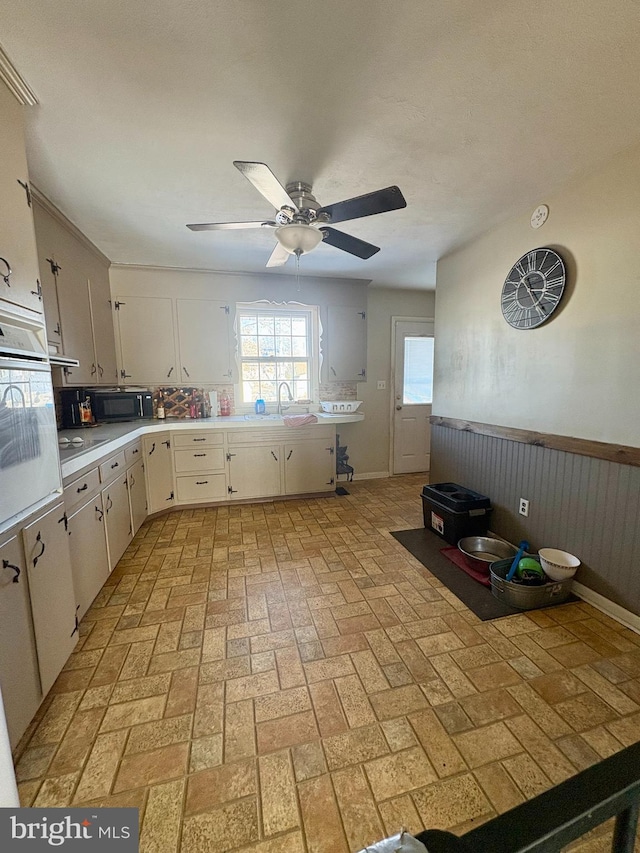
[187,161,407,268]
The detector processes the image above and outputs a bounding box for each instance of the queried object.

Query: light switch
[376,380,386,390]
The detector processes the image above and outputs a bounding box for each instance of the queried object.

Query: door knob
[396,405,402,410]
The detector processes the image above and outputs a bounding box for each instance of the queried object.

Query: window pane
[293,361,308,379]
[243,380,260,400]
[292,337,307,356]
[277,363,293,380]
[240,315,257,335]
[294,380,309,400]
[403,337,434,404]
[275,336,292,357]
[241,335,258,356]
[275,316,291,335]
[258,335,275,357]
[291,318,306,336]
[259,363,276,380]
[242,362,259,380]
[258,316,274,335]
[261,381,276,401]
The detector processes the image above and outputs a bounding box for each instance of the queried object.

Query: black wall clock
[501,248,566,329]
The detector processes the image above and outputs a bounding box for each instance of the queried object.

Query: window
[237,305,316,405]
[403,336,434,404]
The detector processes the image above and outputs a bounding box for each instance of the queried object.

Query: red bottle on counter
[220,393,231,416]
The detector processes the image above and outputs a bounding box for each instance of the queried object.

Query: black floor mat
[391,527,520,621]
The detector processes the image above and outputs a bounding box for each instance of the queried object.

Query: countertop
[58,412,364,479]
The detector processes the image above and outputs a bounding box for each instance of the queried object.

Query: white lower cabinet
[68,497,110,620]
[128,457,147,535]
[0,535,42,748]
[227,445,282,500]
[284,438,336,494]
[102,475,132,570]
[144,433,174,514]
[22,502,78,697]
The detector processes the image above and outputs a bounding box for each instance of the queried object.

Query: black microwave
[59,388,153,427]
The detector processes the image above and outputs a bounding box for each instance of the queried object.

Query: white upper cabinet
[115,295,236,386]
[89,278,118,386]
[176,298,235,384]
[32,199,117,385]
[0,83,43,314]
[116,295,177,384]
[324,305,367,382]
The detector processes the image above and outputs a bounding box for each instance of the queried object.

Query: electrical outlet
[519,498,530,517]
[376,380,386,390]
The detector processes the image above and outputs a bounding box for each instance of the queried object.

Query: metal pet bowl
[457,536,519,574]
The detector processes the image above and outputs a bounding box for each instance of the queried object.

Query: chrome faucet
[277,381,293,415]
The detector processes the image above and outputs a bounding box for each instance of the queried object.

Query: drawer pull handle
[2,559,20,583]
[95,505,104,521]
[193,453,206,457]
[58,512,69,532]
[0,257,12,286]
[286,450,293,461]
[271,451,278,462]
[167,366,174,378]
[110,461,119,469]
[196,480,208,485]
[193,438,206,442]
[148,442,156,455]
[131,448,139,454]
[106,495,113,512]
[32,532,45,566]
[77,483,89,492]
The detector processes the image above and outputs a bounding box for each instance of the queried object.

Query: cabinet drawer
[173,431,223,448]
[64,467,101,512]
[174,447,225,474]
[125,441,142,466]
[175,474,227,503]
[99,450,126,483]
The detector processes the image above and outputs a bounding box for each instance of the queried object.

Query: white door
[392,318,434,474]
[116,296,176,384]
[176,299,234,384]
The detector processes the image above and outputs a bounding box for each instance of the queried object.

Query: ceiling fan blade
[320,227,380,259]
[187,220,276,231]
[266,242,290,268]
[233,161,298,212]
[317,185,406,225]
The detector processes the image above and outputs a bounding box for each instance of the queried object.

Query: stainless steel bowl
[458,536,519,571]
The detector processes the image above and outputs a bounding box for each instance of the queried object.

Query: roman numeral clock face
[501,248,566,329]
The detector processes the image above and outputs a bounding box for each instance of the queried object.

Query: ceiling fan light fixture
[274,224,323,255]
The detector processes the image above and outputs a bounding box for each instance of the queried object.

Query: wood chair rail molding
[430,416,640,468]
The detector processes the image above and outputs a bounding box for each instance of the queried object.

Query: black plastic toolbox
[421,483,492,545]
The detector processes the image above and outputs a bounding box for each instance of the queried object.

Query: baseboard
[352,471,390,481]
[572,580,640,635]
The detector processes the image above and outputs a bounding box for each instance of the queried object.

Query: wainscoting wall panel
[430,424,640,615]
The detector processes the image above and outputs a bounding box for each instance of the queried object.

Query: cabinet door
[33,206,63,346]
[102,476,132,570]
[0,84,43,314]
[68,498,110,620]
[116,296,176,384]
[90,278,118,386]
[22,502,78,696]
[128,457,147,535]
[228,445,281,500]
[284,438,336,494]
[56,269,95,385]
[0,535,42,748]
[176,298,235,383]
[325,306,367,381]
[144,433,175,514]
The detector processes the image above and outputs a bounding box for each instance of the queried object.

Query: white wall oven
[0,306,61,532]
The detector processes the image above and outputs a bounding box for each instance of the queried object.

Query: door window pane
[403,336,434,404]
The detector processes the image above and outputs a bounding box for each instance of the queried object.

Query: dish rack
[320,401,362,413]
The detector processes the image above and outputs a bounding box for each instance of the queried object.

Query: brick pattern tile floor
[14,474,640,852]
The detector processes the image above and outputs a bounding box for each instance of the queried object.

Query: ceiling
[2,1,640,289]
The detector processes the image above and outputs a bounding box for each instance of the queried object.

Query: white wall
[434,141,640,446]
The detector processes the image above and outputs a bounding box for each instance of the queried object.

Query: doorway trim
[389,315,435,476]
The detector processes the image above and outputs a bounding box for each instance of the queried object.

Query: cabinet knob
[2,559,21,583]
